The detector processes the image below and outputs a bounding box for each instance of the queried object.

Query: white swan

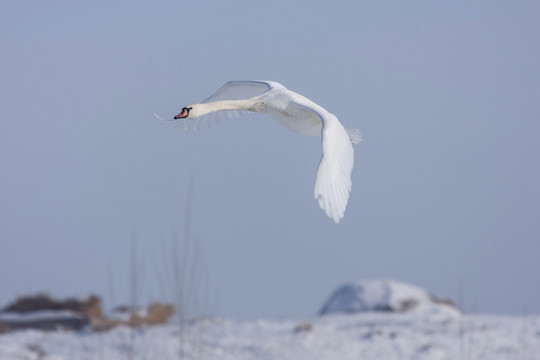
[173,80,362,223]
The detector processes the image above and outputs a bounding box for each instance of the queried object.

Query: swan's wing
[202,80,273,103]
[180,108,246,132]
[180,81,274,132]
[309,109,354,223]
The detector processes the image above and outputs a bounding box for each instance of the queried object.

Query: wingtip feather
[347,128,363,144]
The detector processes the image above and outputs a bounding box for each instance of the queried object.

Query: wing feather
[312,113,354,223]
[180,109,247,132]
[286,98,354,223]
[202,80,272,103]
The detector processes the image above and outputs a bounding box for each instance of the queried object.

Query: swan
[172,80,362,223]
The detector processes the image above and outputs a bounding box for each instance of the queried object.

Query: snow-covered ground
[1,312,539,360]
[1,280,539,359]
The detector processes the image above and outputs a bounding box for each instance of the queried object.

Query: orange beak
[174,108,189,119]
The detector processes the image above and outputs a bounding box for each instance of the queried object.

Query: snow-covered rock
[319,279,461,318]
[0,310,88,332]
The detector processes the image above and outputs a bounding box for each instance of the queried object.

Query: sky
[1,1,539,319]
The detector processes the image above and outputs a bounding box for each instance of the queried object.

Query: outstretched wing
[312,111,354,223]
[202,80,273,103]
[180,80,274,132]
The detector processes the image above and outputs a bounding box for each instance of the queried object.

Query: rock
[319,279,461,317]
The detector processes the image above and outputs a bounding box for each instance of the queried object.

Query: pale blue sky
[1,1,539,318]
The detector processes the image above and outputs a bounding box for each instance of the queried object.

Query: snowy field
[1,280,539,360]
[1,311,540,359]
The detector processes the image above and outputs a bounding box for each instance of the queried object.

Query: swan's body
[174,80,361,223]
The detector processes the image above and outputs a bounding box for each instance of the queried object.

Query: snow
[1,280,539,359]
[1,313,539,360]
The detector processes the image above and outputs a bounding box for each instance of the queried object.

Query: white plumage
[173,80,361,223]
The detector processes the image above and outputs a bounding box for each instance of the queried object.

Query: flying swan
[172,80,362,223]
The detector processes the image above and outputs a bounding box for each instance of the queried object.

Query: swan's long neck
[195,99,263,118]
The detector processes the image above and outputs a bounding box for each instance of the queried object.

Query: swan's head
[174,104,203,119]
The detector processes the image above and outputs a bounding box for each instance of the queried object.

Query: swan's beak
[174,108,189,119]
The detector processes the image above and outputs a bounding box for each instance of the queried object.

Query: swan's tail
[346,128,362,144]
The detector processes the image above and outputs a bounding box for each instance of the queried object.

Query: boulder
[319,279,461,317]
